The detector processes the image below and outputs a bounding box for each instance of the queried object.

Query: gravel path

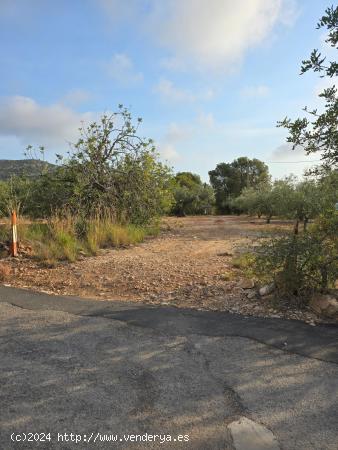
[2,216,327,324]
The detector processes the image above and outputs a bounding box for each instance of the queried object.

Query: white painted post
[10,210,18,257]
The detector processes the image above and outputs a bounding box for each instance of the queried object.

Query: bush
[252,212,338,304]
[171,172,214,216]
[232,253,256,272]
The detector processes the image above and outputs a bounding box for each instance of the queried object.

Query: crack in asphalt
[2,298,338,450]
[2,299,338,366]
[181,338,240,450]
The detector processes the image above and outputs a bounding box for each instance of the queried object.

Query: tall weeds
[10,211,156,265]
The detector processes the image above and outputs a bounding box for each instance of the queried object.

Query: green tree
[0,176,33,217]
[22,165,76,218]
[319,169,338,208]
[271,176,327,233]
[279,6,338,170]
[175,172,203,188]
[249,7,338,305]
[233,181,282,223]
[54,106,173,224]
[209,157,270,213]
[172,172,214,216]
[233,176,329,228]
[252,212,338,302]
[292,180,324,231]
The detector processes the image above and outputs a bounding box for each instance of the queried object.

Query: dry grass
[0,213,157,266]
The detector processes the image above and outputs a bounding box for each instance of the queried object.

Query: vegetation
[231,182,276,223]
[0,107,171,262]
[248,6,338,305]
[209,157,270,213]
[0,7,336,310]
[278,5,338,171]
[59,107,174,223]
[14,212,156,266]
[233,173,338,230]
[0,159,55,181]
[252,212,338,304]
[171,172,214,216]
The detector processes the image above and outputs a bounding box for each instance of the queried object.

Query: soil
[1,216,326,324]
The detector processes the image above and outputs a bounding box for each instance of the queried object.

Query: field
[1,215,321,324]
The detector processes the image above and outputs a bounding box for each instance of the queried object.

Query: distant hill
[0,159,56,181]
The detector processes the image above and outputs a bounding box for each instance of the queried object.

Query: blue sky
[0,0,332,180]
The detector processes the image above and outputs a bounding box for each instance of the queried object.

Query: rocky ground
[0,216,334,325]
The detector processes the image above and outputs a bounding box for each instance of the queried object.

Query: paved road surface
[0,286,338,449]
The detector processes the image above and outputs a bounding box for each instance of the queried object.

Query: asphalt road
[0,286,338,449]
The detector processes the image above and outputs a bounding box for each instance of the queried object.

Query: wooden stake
[10,210,18,257]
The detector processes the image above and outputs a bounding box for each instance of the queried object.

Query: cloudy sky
[0,0,331,180]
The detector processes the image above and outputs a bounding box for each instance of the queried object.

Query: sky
[0,0,333,181]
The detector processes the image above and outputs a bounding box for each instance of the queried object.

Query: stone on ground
[228,417,280,450]
[309,293,338,318]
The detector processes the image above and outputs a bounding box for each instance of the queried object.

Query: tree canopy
[209,157,270,213]
[0,106,174,225]
[278,5,338,170]
[171,172,214,216]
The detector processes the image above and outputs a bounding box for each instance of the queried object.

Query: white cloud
[105,53,143,85]
[0,96,94,149]
[240,85,270,98]
[154,79,214,103]
[157,122,193,162]
[277,0,300,26]
[268,143,322,179]
[158,143,180,162]
[270,143,323,162]
[271,143,304,160]
[99,0,298,71]
[148,0,282,70]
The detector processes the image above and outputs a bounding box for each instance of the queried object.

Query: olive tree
[209,157,270,213]
[232,183,276,222]
[279,6,338,170]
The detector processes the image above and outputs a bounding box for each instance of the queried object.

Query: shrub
[232,253,256,272]
[251,212,338,304]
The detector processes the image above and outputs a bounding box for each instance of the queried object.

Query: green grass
[83,220,146,254]
[232,252,256,279]
[0,216,158,265]
[232,253,255,270]
[0,225,9,242]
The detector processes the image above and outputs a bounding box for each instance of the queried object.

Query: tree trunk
[303,217,309,231]
[321,267,328,291]
[266,215,271,224]
[294,219,299,235]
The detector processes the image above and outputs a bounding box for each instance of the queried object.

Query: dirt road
[4,216,320,323]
